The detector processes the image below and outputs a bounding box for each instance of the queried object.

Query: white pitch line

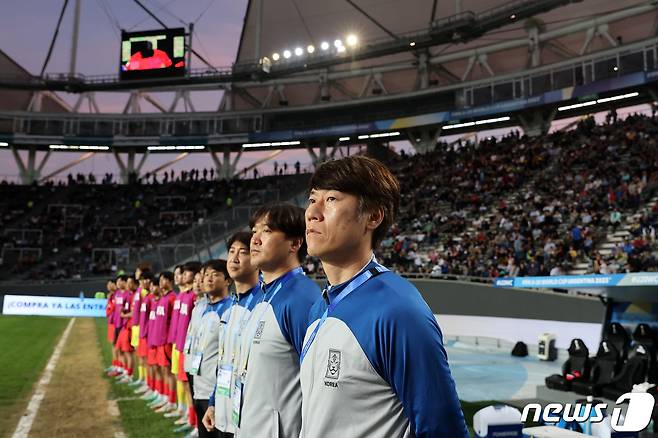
[11,318,76,438]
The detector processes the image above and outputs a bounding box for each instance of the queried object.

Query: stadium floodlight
[283,50,292,59]
[596,91,638,104]
[320,41,330,51]
[409,41,416,47]
[339,137,350,141]
[295,47,304,56]
[369,131,400,138]
[272,52,280,61]
[337,45,346,53]
[49,144,109,150]
[443,116,510,130]
[475,116,510,125]
[346,34,358,47]
[334,39,343,48]
[557,100,597,111]
[242,140,301,148]
[175,145,205,150]
[307,45,315,54]
[0,142,8,147]
[357,131,400,140]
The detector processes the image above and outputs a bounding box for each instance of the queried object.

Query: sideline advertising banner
[2,294,107,317]
[494,273,658,289]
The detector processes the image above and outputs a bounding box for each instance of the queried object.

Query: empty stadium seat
[603,322,630,362]
[545,338,590,391]
[572,340,620,396]
[633,323,657,383]
[600,344,650,401]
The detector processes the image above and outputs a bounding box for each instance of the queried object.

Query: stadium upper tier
[2,112,657,283]
[0,37,655,153]
[1,1,658,152]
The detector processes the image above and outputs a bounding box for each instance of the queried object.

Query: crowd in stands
[3,112,658,282]
[0,173,309,281]
[377,112,658,279]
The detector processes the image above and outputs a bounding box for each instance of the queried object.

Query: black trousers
[194,399,234,438]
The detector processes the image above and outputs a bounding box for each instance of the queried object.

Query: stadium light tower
[346,34,358,47]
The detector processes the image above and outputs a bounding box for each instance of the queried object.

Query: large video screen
[120,28,186,80]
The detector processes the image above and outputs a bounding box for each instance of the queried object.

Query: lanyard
[300,263,388,364]
[241,267,303,374]
[198,297,229,350]
[218,291,255,360]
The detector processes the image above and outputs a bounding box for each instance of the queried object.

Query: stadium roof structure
[229,0,657,110]
[2,0,658,184]
[0,49,70,113]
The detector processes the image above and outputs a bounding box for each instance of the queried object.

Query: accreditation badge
[217,364,233,397]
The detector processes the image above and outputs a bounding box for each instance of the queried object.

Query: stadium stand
[3,112,658,283]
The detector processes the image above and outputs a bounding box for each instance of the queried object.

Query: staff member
[301,155,468,437]
[234,203,320,438]
[193,259,233,438]
[202,231,262,437]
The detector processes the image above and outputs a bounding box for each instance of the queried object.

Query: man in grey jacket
[192,259,232,438]
[233,203,320,438]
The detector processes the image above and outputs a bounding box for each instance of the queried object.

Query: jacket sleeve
[375,302,469,437]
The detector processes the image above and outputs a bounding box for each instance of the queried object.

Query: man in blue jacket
[301,155,468,437]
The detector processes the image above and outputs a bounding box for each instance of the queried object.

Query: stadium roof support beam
[39,151,94,183]
[518,108,556,137]
[11,146,51,184]
[123,91,142,114]
[307,142,328,167]
[344,0,399,41]
[169,90,196,112]
[580,23,618,55]
[429,2,656,67]
[209,147,242,180]
[144,152,189,177]
[406,126,442,154]
[114,150,146,183]
[73,92,100,113]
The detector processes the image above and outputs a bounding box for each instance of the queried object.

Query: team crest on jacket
[254,320,266,340]
[325,349,341,380]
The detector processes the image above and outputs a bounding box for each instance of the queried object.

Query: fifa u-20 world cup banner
[2,295,106,317]
[494,273,658,289]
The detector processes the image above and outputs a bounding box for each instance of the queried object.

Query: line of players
[103,155,470,438]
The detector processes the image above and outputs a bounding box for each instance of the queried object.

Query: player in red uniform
[117,276,139,382]
[148,272,178,411]
[104,278,118,373]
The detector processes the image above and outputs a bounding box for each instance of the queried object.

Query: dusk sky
[1,1,643,183]
[0,0,363,182]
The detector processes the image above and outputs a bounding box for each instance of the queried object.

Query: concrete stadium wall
[0,278,606,348]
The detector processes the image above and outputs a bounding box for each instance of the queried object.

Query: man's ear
[365,207,384,232]
[289,237,303,254]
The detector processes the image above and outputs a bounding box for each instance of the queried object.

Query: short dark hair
[139,270,154,282]
[183,261,202,275]
[108,279,116,284]
[116,274,128,282]
[159,271,174,283]
[227,231,251,250]
[137,261,153,272]
[249,202,307,262]
[204,259,230,280]
[309,155,400,248]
